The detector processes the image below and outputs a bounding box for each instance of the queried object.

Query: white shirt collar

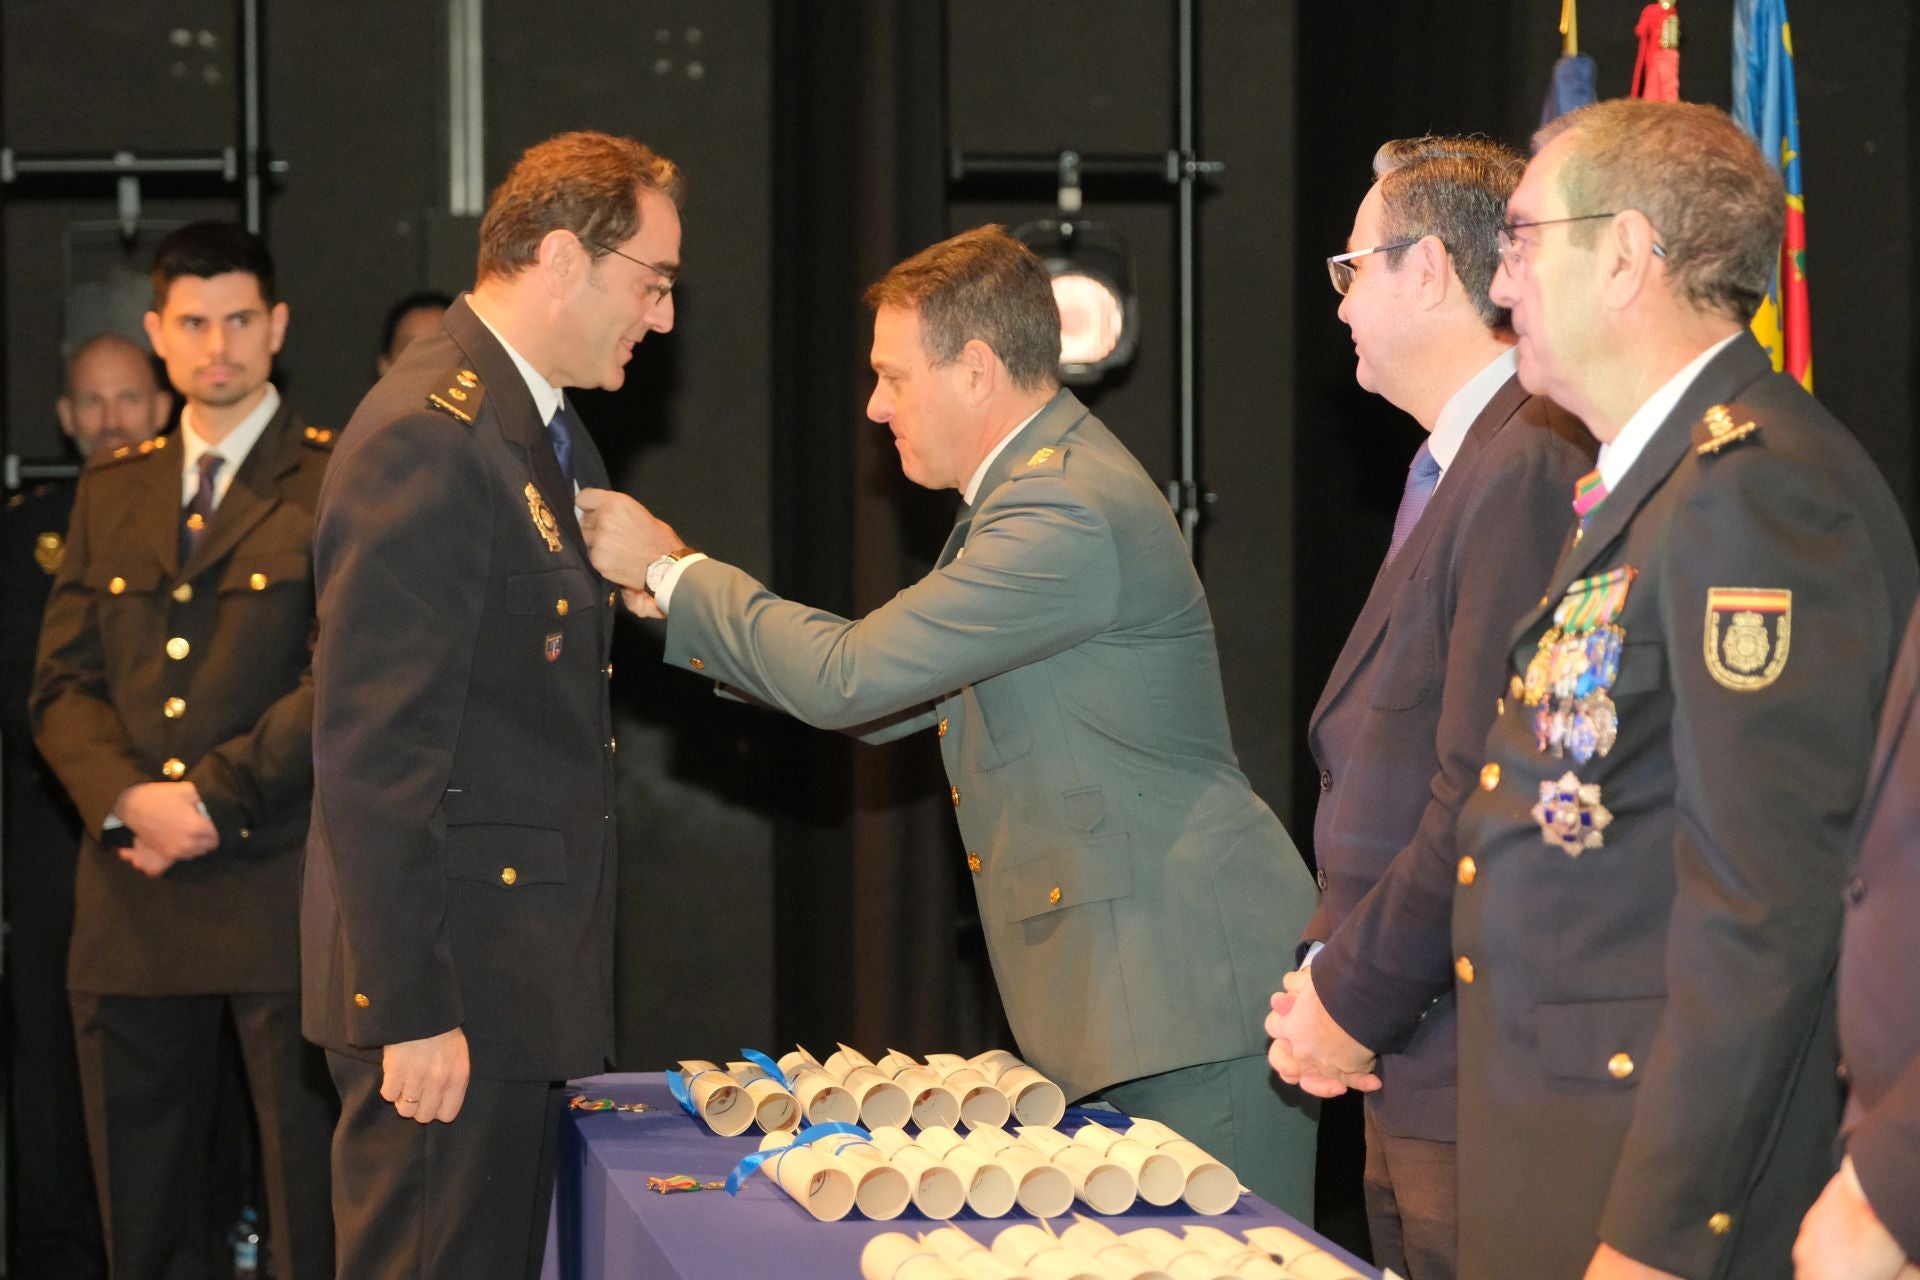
[962,404,1046,505]
[180,383,280,507]
[1429,346,1519,486]
[469,299,564,426]
[1597,332,1740,491]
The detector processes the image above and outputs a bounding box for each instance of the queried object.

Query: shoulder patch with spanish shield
[1704,588,1791,690]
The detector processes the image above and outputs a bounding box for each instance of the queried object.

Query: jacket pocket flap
[1535,995,1665,1083]
[84,562,162,592]
[444,822,568,886]
[505,568,598,617]
[998,835,1133,923]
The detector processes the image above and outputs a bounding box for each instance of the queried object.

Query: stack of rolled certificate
[675,1059,755,1137]
[858,1218,1375,1280]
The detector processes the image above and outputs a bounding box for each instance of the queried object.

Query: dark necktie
[547,403,578,492]
[1383,440,1442,566]
[180,452,224,562]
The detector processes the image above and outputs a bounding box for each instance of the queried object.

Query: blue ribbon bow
[723,1122,870,1196]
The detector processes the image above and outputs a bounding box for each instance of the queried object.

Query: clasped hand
[1264,966,1382,1098]
[576,487,679,619]
[113,780,219,877]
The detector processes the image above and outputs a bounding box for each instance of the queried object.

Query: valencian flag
[1733,0,1812,390]
[1541,0,1598,125]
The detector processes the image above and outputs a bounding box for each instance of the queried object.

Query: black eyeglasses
[581,236,677,302]
[1495,213,1669,270]
[1326,240,1419,296]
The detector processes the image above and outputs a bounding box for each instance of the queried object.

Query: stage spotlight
[1014,218,1138,386]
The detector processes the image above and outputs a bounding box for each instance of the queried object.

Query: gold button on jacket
[353,993,370,1009]
[250,572,268,591]
[688,657,704,670]
[1048,885,1063,906]
[166,637,191,661]
[950,786,960,808]
[108,576,127,595]
[163,696,187,719]
[161,757,186,780]
[966,852,982,874]
[556,597,569,617]
[937,717,948,738]
[500,866,518,886]
[1708,1212,1731,1236]
[172,582,194,603]
[1479,762,1501,791]
[1455,955,1476,984]
[1457,856,1477,886]
[1607,1052,1635,1079]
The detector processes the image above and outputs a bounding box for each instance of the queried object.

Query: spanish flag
[1733,0,1811,391]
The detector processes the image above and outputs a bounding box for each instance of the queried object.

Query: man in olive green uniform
[577,226,1320,1214]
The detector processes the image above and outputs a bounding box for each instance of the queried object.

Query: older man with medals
[1443,101,1917,1280]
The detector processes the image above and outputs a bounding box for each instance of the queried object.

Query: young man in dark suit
[304,131,679,1278]
[32,224,337,1279]
[1266,135,1592,1279]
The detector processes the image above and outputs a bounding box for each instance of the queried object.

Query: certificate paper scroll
[1017,1126,1137,1216]
[1123,1119,1238,1215]
[925,1053,1014,1129]
[775,1048,860,1125]
[675,1059,754,1137]
[992,1224,1106,1280]
[823,1044,912,1130]
[1073,1121,1184,1207]
[870,1125,966,1220]
[1059,1217,1174,1280]
[963,1125,1075,1219]
[725,1060,798,1133]
[1179,1224,1292,1280]
[970,1050,1067,1128]
[877,1049,964,1130]
[920,1226,1031,1279]
[753,1130,855,1221]
[858,1233,971,1280]
[915,1126,1018,1219]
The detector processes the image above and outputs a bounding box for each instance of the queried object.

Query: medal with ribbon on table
[1522,565,1637,765]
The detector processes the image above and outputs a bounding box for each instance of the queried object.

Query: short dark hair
[864,225,1061,391]
[1535,100,1783,324]
[380,290,453,355]
[1370,135,1526,330]
[150,221,277,310]
[477,131,683,282]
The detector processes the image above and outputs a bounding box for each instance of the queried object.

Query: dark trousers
[70,990,336,1280]
[4,772,104,1279]
[1362,1106,1459,1280]
[327,1052,563,1280]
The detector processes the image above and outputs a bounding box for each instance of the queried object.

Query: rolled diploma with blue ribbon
[1177,1225,1293,1280]
[868,1125,965,1220]
[776,1047,860,1125]
[809,1130,911,1220]
[920,1225,1031,1279]
[751,1129,856,1221]
[970,1050,1067,1128]
[726,1060,798,1133]
[924,1053,1013,1129]
[913,1126,1018,1219]
[1017,1126,1136,1216]
[962,1125,1074,1219]
[875,1050,963,1131]
[857,1233,971,1280]
[992,1224,1106,1280]
[675,1059,753,1137]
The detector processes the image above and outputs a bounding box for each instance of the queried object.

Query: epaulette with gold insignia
[426,367,484,425]
[1016,444,1068,476]
[94,432,173,468]
[1694,403,1761,457]
[300,424,338,449]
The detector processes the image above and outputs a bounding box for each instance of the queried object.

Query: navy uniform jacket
[1451,335,1918,1279]
[1836,599,1920,1261]
[303,297,619,1081]
[32,404,330,994]
[1304,375,1593,1143]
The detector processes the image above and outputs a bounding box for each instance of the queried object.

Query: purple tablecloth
[540,1072,1378,1280]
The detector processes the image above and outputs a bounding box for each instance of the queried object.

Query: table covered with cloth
[539,1072,1379,1279]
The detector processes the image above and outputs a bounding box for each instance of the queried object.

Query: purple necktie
[180,452,224,562]
[1384,440,1441,566]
